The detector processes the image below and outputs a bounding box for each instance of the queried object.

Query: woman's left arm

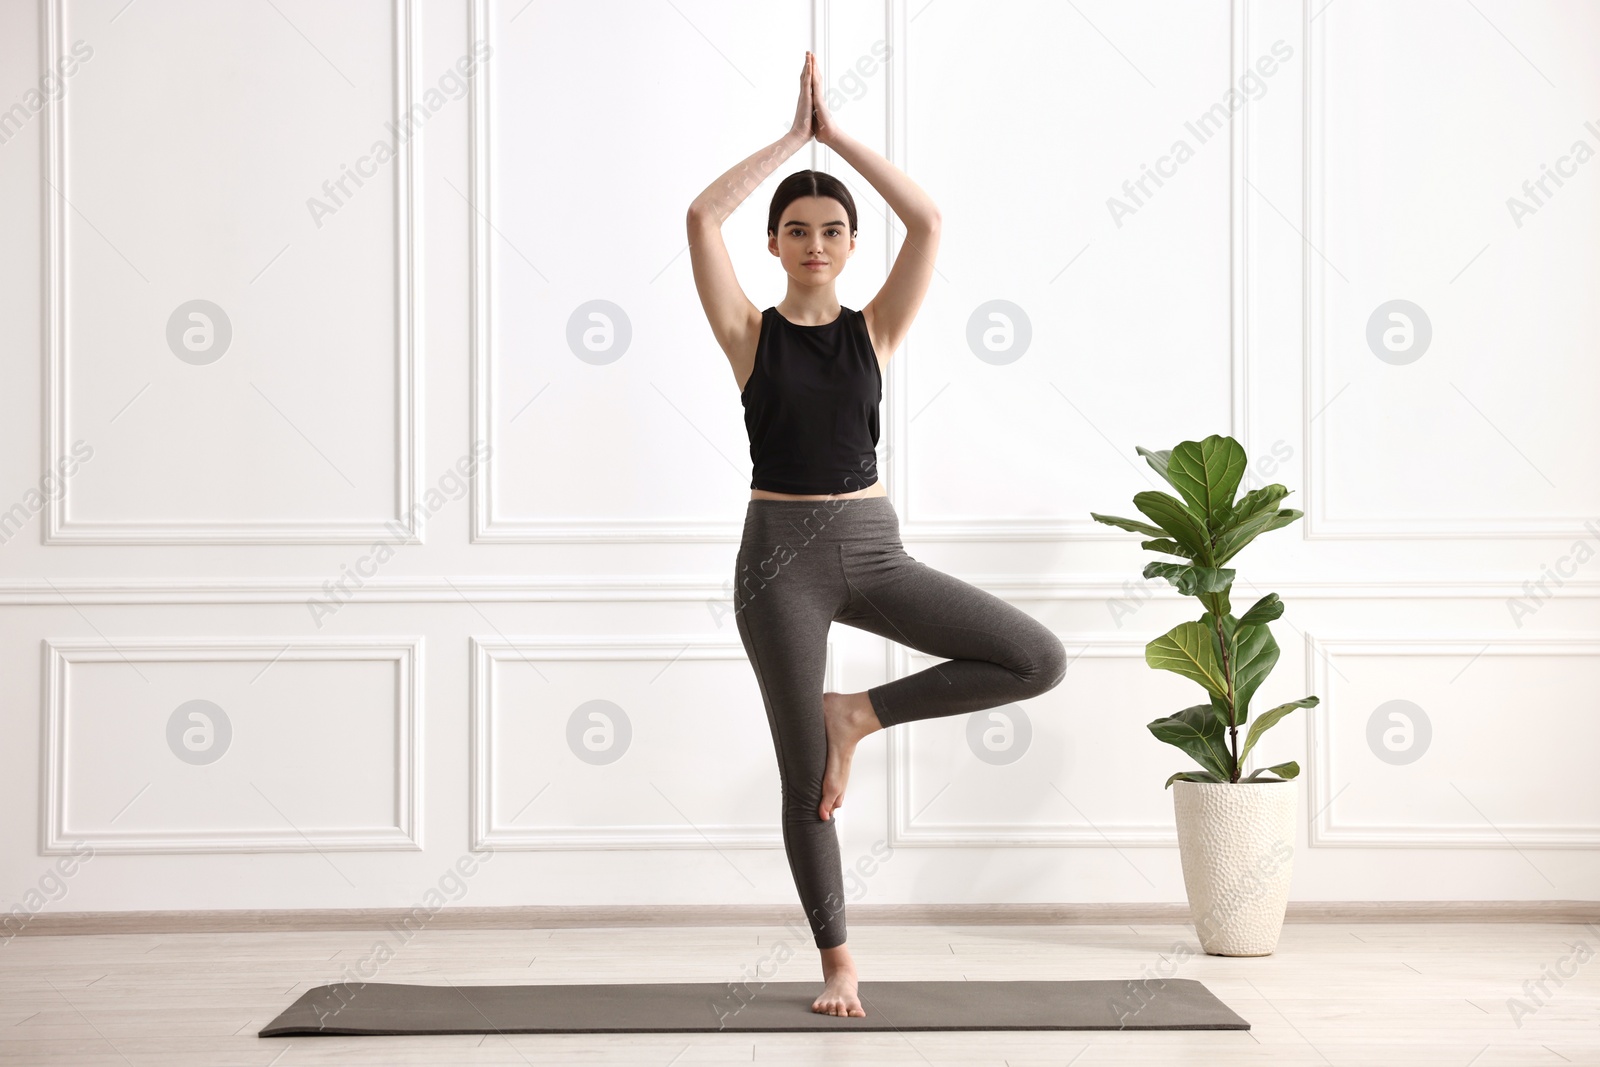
[823,127,941,232]
[811,61,940,359]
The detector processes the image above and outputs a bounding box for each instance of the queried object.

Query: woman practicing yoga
[686,52,1068,1018]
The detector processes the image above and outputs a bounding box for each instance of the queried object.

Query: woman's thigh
[835,541,1066,682]
[732,541,848,800]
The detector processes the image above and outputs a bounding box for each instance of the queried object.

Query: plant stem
[1211,606,1239,781]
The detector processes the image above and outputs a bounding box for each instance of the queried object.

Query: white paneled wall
[43,0,418,543]
[43,637,420,853]
[0,0,1596,924]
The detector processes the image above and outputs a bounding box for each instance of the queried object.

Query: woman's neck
[777,291,843,326]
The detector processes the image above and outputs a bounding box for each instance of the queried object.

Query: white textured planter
[1172,779,1297,956]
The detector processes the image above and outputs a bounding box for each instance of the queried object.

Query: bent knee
[1027,632,1069,692]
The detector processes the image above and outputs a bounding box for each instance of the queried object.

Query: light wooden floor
[3,922,1597,1065]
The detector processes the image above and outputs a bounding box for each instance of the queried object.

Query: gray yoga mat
[260,978,1249,1035]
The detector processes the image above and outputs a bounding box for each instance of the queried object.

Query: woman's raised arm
[686,53,818,358]
[809,57,940,364]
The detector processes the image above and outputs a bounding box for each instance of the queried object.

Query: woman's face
[769,196,854,285]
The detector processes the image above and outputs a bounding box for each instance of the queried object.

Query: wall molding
[0,572,1593,604]
[42,636,422,854]
[42,0,422,544]
[1299,4,1592,539]
[468,634,837,850]
[0,572,1593,605]
[468,0,728,544]
[894,0,1250,543]
[888,634,1181,848]
[1306,630,1600,847]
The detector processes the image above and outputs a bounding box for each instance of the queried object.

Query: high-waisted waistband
[741,495,898,545]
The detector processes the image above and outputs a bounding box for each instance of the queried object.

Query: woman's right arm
[686,52,817,369]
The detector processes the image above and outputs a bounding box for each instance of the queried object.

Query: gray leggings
[732,495,1069,950]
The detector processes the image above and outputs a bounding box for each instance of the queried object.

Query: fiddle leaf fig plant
[1090,434,1320,788]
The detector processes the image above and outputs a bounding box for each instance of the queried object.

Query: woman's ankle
[819,943,855,975]
[853,691,884,735]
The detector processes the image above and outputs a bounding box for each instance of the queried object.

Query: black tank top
[741,306,882,494]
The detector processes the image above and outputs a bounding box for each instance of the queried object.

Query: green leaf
[1239,697,1320,765]
[1222,484,1290,531]
[1244,760,1300,781]
[1259,509,1302,535]
[1139,537,1194,559]
[1135,446,1173,485]
[1198,611,1233,690]
[1192,611,1269,727]
[1142,562,1236,598]
[1148,702,1233,781]
[1166,436,1248,529]
[1089,512,1170,539]
[1237,593,1284,626]
[1223,622,1280,725]
[1146,622,1228,698]
[1197,587,1232,619]
[1164,769,1223,789]
[1132,491,1213,560]
[1208,692,1233,731]
[1214,507,1304,565]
